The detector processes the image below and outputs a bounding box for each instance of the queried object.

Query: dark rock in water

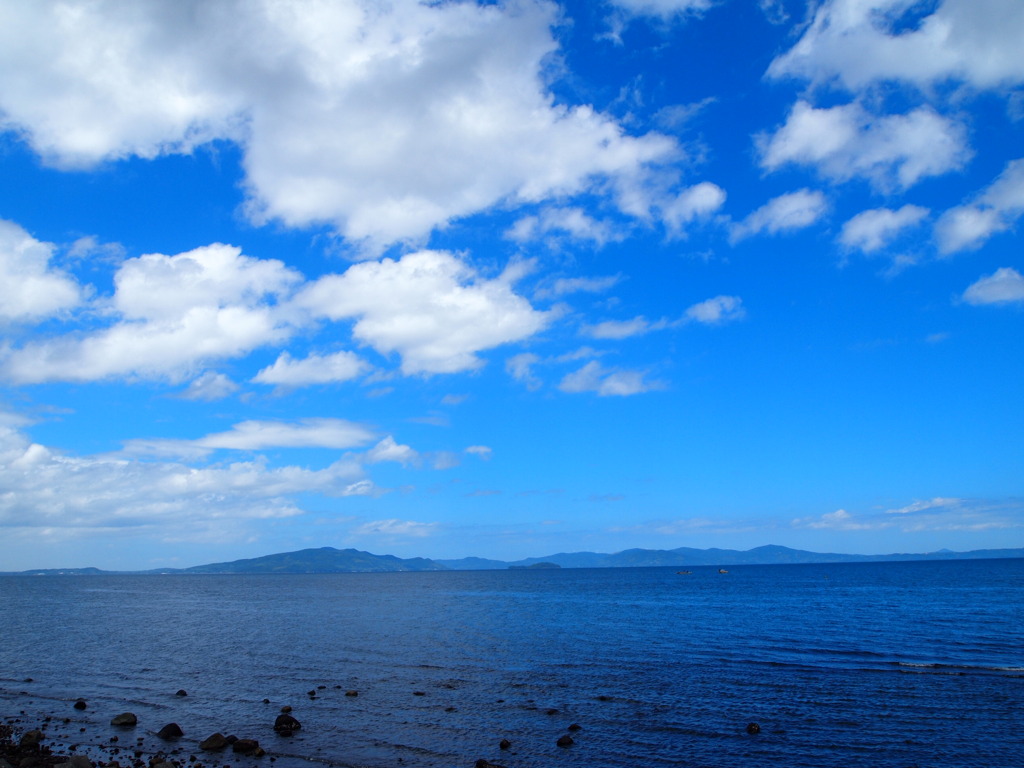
[199,734,229,751]
[73,701,87,711]
[412,691,426,696]
[556,735,574,748]
[175,690,188,697]
[232,739,263,756]
[273,715,301,734]
[307,690,316,697]
[596,695,612,701]
[317,685,326,690]
[262,698,271,704]
[498,739,511,750]
[280,706,292,713]
[111,714,138,727]
[345,690,358,697]
[568,723,582,731]
[545,708,558,715]
[20,730,44,749]
[474,761,506,768]
[156,724,183,740]
[225,735,239,745]
[746,722,761,735]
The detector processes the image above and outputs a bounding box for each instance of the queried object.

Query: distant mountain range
[6,544,1024,576]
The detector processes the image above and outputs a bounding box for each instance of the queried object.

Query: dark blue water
[2,560,1023,768]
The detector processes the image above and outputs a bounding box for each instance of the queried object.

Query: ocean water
[2,559,1023,768]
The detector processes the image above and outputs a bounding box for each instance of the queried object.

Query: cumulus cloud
[758,101,970,191]
[0,219,82,322]
[559,360,665,396]
[584,316,666,340]
[768,0,1024,92]
[0,0,677,249]
[365,436,419,466]
[505,352,542,391]
[839,205,930,254]
[506,207,622,247]
[253,350,369,387]
[730,189,828,242]
[660,182,726,237]
[0,421,369,540]
[935,158,1024,254]
[179,371,239,402]
[125,418,376,459]
[962,268,1024,306]
[684,295,745,324]
[297,250,550,375]
[2,243,301,384]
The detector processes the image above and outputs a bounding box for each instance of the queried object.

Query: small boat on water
[676,570,692,575]
[718,569,728,574]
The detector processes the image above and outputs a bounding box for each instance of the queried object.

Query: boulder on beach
[156,723,183,740]
[20,730,44,749]
[111,714,137,727]
[232,738,263,756]
[199,733,229,751]
[273,714,301,734]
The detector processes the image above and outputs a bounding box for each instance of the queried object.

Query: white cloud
[962,267,1024,306]
[536,274,621,300]
[2,243,301,384]
[350,518,438,538]
[935,158,1024,254]
[0,421,369,539]
[253,350,368,387]
[297,250,550,375]
[768,0,1024,92]
[606,0,716,21]
[584,316,666,340]
[886,497,963,515]
[559,360,665,396]
[730,189,828,242]
[792,508,884,531]
[126,418,376,458]
[839,205,930,254]
[466,445,493,460]
[179,371,239,402]
[660,181,726,237]
[506,352,542,391]
[506,207,622,247]
[365,436,419,466]
[0,0,677,250]
[0,219,82,321]
[758,101,970,191]
[685,295,745,324]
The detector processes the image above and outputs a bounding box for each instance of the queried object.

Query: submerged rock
[156,724,183,740]
[111,714,138,727]
[175,690,187,697]
[498,739,511,750]
[568,723,582,732]
[273,714,301,734]
[199,734,228,751]
[232,739,263,756]
[73,701,87,711]
[746,722,761,735]
[556,735,574,748]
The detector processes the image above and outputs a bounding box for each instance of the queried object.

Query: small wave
[894,662,1024,676]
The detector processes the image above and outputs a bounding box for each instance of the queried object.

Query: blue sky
[1,0,1022,571]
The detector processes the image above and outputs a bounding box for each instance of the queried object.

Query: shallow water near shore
[2,559,1023,768]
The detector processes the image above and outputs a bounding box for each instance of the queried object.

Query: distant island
[4,544,1023,576]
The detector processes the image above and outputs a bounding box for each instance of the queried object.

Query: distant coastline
[4,543,1024,576]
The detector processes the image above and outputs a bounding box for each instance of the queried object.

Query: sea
[2,559,1023,768]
